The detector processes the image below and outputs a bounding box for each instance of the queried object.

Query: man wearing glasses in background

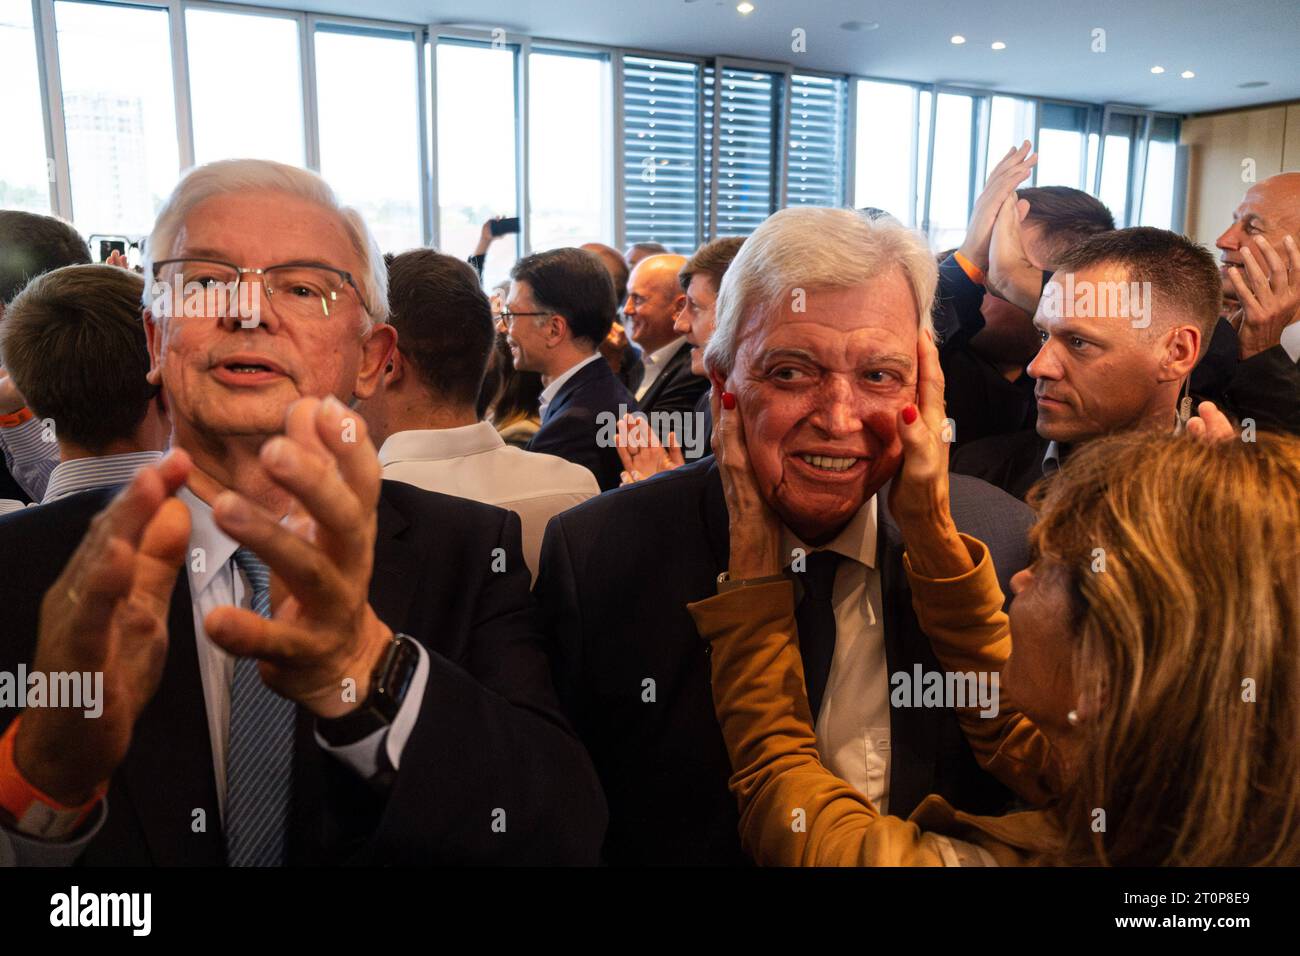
[0,159,606,866]
[503,247,639,491]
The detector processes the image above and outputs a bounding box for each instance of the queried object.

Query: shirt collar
[178,486,240,598]
[643,337,688,369]
[41,451,164,504]
[538,353,602,415]
[779,494,878,569]
[378,422,504,466]
[1042,441,1063,476]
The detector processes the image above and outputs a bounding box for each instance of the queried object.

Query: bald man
[623,254,707,419]
[1187,172,1300,436]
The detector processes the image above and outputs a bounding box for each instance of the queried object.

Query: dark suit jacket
[527,357,639,492]
[951,428,1052,503]
[534,457,1034,865]
[0,481,607,865]
[637,340,710,425]
[1190,319,1300,437]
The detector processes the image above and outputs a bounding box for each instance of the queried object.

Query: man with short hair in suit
[0,159,605,866]
[624,254,708,422]
[511,248,639,491]
[536,206,1034,865]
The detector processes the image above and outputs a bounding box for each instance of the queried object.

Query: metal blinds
[786,74,847,207]
[704,65,780,238]
[621,56,701,250]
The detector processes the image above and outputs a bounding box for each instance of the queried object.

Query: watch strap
[0,716,105,840]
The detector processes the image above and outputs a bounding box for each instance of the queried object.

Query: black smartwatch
[316,633,421,748]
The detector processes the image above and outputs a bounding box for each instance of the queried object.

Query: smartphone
[490,217,521,237]
[91,235,129,262]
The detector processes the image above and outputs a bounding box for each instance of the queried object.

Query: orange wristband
[0,715,105,839]
[0,407,33,428]
[953,251,987,286]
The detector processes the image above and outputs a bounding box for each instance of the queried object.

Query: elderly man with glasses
[0,159,606,866]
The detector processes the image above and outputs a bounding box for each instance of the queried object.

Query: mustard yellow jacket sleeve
[689,580,965,865]
[903,536,1064,806]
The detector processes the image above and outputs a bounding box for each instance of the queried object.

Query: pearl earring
[1067,709,1081,726]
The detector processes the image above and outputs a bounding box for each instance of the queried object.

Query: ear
[1160,324,1201,382]
[353,323,399,400]
[708,366,727,395]
[143,308,164,386]
[547,312,572,347]
[672,291,688,318]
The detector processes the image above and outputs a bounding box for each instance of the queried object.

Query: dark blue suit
[527,357,639,492]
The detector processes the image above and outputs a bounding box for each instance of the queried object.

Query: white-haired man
[535,206,1034,865]
[0,159,605,866]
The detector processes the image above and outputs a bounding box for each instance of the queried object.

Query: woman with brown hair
[690,331,1300,866]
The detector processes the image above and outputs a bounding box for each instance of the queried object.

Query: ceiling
[256,0,1300,114]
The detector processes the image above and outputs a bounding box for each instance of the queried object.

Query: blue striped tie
[226,548,295,867]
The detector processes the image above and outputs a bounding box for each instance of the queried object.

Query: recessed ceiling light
[991,41,1006,50]
[1180,70,1195,79]
[1150,65,1165,74]
[736,1,754,13]
[950,34,966,44]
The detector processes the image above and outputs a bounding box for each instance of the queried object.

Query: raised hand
[987,193,1044,315]
[1227,234,1300,359]
[0,367,24,415]
[889,329,973,579]
[204,396,393,719]
[15,451,193,805]
[616,413,685,484]
[958,141,1038,274]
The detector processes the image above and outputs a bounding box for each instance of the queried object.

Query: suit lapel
[369,486,419,631]
[120,571,225,865]
[639,340,689,411]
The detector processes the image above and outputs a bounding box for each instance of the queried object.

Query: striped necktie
[225,547,295,867]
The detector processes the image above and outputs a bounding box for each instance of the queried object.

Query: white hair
[703,206,937,377]
[141,158,389,326]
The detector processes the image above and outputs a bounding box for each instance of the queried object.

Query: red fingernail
[901,405,918,425]
[721,391,736,411]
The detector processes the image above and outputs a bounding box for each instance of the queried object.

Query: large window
[1138,116,1180,230]
[1036,103,1091,190]
[0,0,49,213]
[786,74,847,207]
[187,8,304,166]
[853,80,917,223]
[621,56,700,251]
[926,92,975,251]
[436,40,517,287]
[529,50,612,251]
[986,96,1035,172]
[55,0,178,236]
[316,26,421,254]
[1099,111,1142,227]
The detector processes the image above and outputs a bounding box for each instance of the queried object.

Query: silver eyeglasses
[150,257,372,320]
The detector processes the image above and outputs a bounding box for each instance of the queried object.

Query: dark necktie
[793,550,842,724]
[225,547,295,867]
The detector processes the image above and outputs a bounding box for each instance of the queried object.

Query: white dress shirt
[781,496,892,814]
[1281,320,1300,363]
[378,422,598,582]
[2,485,430,865]
[634,337,689,401]
[537,353,602,421]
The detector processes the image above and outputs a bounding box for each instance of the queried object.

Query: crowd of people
[0,143,1296,866]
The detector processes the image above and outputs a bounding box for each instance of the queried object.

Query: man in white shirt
[358,249,598,582]
[0,264,168,517]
